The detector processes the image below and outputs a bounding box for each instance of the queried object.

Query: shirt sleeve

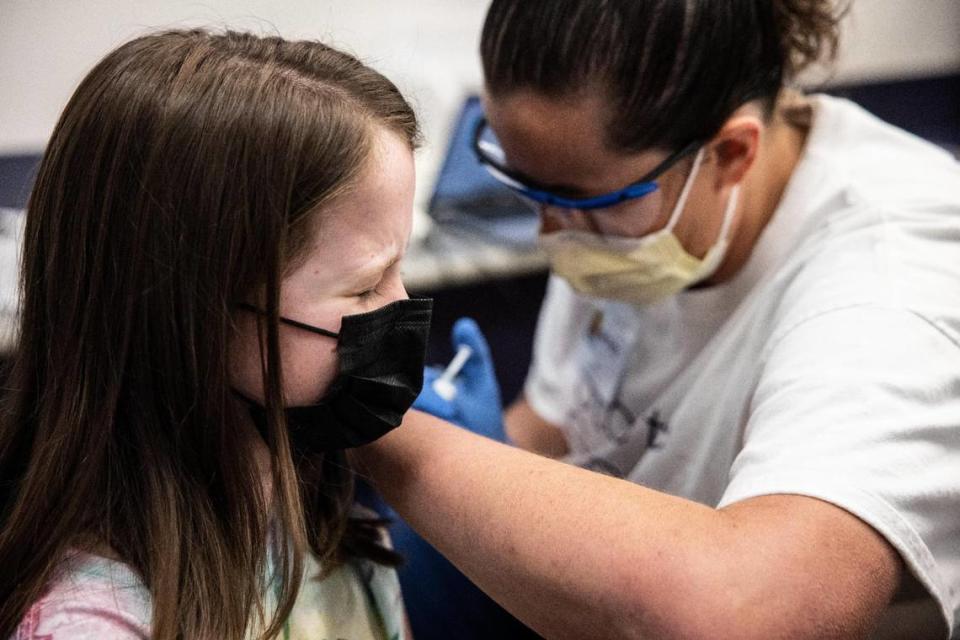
[719,305,960,637]
[523,275,595,427]
[13,554,151,640]
[14,601,149,640]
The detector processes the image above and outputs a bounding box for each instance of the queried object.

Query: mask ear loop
[236,302,340,339]
[664,147,706,233]
[714,184,740,245]
[691,183,742,285]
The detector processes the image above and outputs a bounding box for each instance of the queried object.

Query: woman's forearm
[360,410,731,640]
[503,397,570,458]
[360,411,900,640]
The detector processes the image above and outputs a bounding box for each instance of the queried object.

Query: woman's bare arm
[503,396,569,458]
[361,410,902,640]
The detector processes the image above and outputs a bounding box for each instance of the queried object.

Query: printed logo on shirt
[580,408,672,479]
[645,411,669,449]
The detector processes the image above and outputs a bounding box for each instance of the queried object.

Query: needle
[432,345,473,401]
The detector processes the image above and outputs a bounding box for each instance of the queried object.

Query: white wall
[0,0,494,216]
[812,0,960,84]
[1,0,958,160]
[840,0,960,80]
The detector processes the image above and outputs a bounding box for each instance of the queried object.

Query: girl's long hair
[0,29,418,639]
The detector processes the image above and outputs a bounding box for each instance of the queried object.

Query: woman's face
[231,127,416,406]
[482,90,732,261]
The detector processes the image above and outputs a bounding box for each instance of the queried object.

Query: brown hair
[0,29,418,639]
[481,0,847,152]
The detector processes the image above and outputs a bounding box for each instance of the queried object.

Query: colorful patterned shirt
[12,545,407,640]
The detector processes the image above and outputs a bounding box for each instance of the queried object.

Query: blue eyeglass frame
[472,116,703,211]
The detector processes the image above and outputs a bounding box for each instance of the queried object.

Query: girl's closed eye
[357,261,401,300]
[357,277,384,299]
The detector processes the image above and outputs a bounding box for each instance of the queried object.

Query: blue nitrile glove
[413,317,506,442]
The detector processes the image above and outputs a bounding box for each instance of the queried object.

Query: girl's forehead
[290,131,415,284]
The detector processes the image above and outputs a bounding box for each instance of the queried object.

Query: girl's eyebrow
[351,247,404,283]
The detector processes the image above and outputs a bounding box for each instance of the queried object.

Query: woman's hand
[412,318,506,442]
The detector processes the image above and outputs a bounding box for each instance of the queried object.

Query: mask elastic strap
[715,184,740,246]
[664,147,706,232]
[236,302,339,339]
[693,183,741,284]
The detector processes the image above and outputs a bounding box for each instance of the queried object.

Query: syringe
[431,345,474,402]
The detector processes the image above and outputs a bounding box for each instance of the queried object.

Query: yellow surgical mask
[539,149,739,305]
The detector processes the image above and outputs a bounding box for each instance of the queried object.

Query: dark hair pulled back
[481,0,847,152]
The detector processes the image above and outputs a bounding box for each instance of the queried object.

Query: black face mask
[237,297,432,454]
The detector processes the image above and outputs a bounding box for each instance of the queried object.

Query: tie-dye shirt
[12,545,407,640]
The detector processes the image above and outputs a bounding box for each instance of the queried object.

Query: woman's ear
[708,114,762,191]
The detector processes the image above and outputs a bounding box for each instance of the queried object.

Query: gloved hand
[413,317,506,442]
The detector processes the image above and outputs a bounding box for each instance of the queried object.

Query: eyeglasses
[472,116,702,233]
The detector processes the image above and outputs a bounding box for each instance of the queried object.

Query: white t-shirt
[524,94,960,638]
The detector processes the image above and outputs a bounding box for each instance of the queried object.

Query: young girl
[1,29,429,639]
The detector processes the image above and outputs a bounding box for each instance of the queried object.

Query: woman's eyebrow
[507,165,592,197]
[546,182,592,197]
